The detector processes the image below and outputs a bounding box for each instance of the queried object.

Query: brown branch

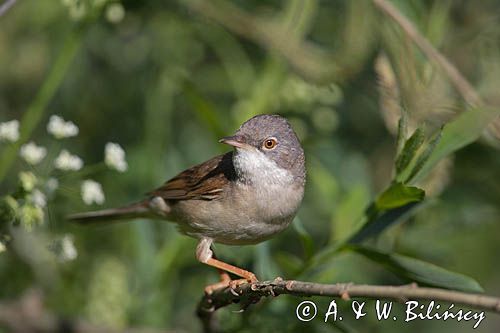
[198,277,500,332]
[372,0,483,107]
[0,0,17,17]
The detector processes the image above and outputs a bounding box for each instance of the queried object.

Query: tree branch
[373,0,500,149]
[0,0,17,17]
[372,0,483,107]
[197,277,500,332]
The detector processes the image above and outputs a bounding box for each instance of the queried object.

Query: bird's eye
[263,137,278,150]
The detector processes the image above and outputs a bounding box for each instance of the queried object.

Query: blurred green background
[1,0,500,332]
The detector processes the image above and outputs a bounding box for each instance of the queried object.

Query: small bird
[69,114,306,292]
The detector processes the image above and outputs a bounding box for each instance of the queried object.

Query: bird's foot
[204,275,258,295]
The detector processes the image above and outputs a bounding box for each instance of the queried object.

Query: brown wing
[148,152,236,201]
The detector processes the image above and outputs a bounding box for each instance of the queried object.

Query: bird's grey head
[219,114,305,185]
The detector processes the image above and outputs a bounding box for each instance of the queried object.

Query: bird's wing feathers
[148,152,236,201]
[69,152,236,224]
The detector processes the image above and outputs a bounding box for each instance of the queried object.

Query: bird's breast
[170,180,303,245]
[233,180,303,224]
[170,148,305,245]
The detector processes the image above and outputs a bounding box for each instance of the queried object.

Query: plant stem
[0,0,17,17]
[372,0,482,107]
[0,29,81,183]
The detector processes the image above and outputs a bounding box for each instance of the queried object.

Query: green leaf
[308,200,426,270]
[310,183,425,263]
[347,245,483,293]
[396,110,408,156]
[395,127,425,175]
[348,200,425,244]
[405,129,443,183]
[375,182,425,211]
[412,107,500,183]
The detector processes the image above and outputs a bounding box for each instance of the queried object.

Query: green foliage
[395,109,408,156]
[375,182,425,210]
[395,127,425,176]
[411,107,500,183]
[346,245,483,293]
[1,1,500,332]
[405,129,442,183]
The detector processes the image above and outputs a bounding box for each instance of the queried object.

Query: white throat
[233,148,293,186]
[231,147,303,234]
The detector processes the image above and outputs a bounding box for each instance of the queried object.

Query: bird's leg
[196,238,258,294]
[196,238,258,281]
[201,250,233,294]
[212,251,231,284]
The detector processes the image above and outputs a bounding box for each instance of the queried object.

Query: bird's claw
[204,276,258,296]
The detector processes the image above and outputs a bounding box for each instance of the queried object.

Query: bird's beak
[219,134,252,149]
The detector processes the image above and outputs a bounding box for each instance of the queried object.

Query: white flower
[47,115,79,139]
[20,142,47,165]
[106,3,125,23]
[0,120,20,142]
[81,180,105,205]
[105,142,128,172]
[19,205,44,229]
[69,3,86,20]
[60,234,78,261]
[46,177,59,193]
[19,171,38,191]
[0,242,5,253]
[54,149,83,171]
[30,189,47,208]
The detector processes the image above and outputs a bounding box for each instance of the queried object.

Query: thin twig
[372,0,483,107]
[198,277,500,332]
[0,0,17,17]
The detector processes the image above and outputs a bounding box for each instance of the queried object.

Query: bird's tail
[67,201,152,224]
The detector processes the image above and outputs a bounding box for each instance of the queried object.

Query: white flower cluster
[19,171,38,191]
[54,149,83,171]
[7,114,128,208]
[0,242,5,254]
[12,172,62,229]
[30,189,47,208]
[47,115,79,139]
[81,180,105,205]
[46,177,59,193]
[0,120,19,142]
[105,142,128,172]
[20,142,47,165]
[60,234,78,262]
[61,0,125,23]
[106,3,125,23]
[61,0,87,21]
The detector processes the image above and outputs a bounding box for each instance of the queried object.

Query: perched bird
[69,114,306,292]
